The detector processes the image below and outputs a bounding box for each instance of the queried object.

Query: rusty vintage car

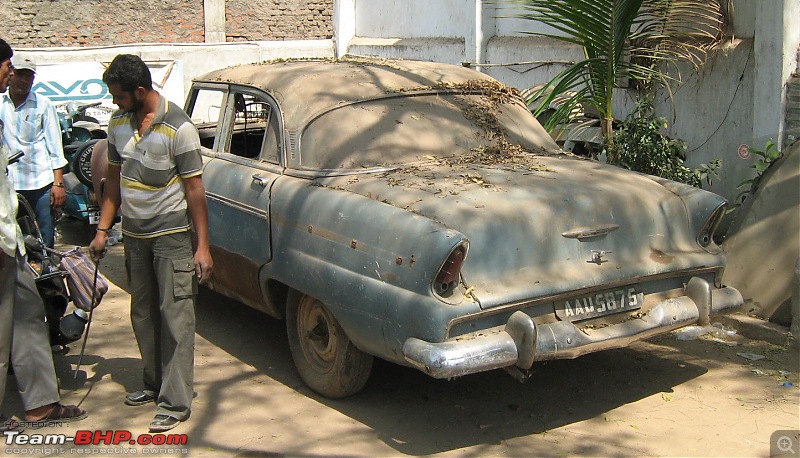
[184,57,743,398]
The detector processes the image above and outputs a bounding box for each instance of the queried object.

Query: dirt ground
[3,219,798,457]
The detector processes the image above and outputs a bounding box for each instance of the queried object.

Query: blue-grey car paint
[188,58,742,381]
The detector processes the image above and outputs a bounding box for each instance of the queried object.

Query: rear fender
[648,176,727,252]
[261,178,474,358]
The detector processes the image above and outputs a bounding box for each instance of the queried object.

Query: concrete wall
[14,41,334,105]
[340,0,799,207]
[653,41,756,207]
[2,0,797,207]
[344,1,581,89]
[0,0,334,101]
[655,0,800,207]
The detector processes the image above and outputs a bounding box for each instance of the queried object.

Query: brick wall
[0,0,332,47]
[786,76,800,145]
[226,0,333,41]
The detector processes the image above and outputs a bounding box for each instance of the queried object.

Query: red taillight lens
[434,245,466,295]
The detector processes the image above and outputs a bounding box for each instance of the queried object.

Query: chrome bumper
[402,278,743,379]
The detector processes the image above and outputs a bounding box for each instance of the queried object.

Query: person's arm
[88,163,120,260]
[43,102,67,207]
[183,174,213,283]
[50,167,65,207]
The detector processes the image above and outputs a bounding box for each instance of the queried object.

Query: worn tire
[286,292,373,398]
[71,139,101,188]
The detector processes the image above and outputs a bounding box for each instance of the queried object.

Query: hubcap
[298,297,339,370]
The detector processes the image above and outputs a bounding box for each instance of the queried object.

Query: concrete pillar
[204,0,226,43]
[470,0,495,72]
[334,0,356,58]
[464,1,478,68]
[752,0,800,150]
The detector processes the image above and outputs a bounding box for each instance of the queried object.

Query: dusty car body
[184,57,742,398]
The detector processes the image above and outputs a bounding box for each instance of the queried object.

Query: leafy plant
[732,140,783,207]
[497,0,726,163]
[605,97,721,188]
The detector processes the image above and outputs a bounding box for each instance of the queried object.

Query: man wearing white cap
[0,52,66,248]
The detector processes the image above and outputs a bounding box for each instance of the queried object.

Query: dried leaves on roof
[388,79,558,172]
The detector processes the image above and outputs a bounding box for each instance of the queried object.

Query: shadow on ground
[194,287,707,456]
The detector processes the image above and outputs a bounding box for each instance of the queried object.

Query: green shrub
[605,97,721,188]
[732,140,782,208]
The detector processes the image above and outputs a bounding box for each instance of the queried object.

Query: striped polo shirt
[107,94,203,238]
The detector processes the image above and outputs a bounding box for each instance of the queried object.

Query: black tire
[71,139,100,188]
[286,292,373,398]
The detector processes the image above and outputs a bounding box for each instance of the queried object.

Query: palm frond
[632,0,725,71]
[496,0,726,141]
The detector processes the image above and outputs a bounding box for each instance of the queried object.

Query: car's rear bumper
[402,277,743,379]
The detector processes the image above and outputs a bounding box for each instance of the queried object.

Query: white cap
[11,53,36,73]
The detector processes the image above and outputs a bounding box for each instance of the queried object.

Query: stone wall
[0,0,332,47]
[226,0,332,42]
[787,76,800,146]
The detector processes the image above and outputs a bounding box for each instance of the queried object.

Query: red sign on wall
[738,144,750,160]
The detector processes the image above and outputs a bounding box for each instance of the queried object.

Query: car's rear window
[299,93,556,170]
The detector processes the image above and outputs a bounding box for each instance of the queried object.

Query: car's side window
[260,103,281,165]
[225,91,280,164]
[186,88,225,151]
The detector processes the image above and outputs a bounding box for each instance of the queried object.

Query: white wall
[16,40,335,106]
[355,0,470,38]
[337,0,800,207]
[654,41,755,203]
[14,0,797,207]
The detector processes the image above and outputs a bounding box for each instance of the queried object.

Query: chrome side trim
[206,192,267,220]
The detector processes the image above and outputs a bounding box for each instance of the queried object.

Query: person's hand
[50,185,66,208]
[88,232,108,262]
[194,247,213,284]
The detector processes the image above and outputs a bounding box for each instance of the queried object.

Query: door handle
[251,174,269,187]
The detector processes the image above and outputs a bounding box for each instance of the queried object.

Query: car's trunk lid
[320,155,723,307]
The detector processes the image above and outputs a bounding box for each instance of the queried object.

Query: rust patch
[209,246,264,307]
[650,249,675,264]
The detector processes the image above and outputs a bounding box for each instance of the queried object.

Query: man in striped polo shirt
[89,54,213,433]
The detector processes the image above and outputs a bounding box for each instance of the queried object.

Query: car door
[187,83,283,310]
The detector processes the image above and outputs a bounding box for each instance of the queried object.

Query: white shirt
[0,118,24,257]
[0,90,66,191]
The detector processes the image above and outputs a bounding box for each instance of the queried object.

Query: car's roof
[192,57,499,131]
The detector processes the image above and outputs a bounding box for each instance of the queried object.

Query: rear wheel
[286,292,373,398]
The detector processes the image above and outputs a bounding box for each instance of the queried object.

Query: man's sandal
[26,403,88,423]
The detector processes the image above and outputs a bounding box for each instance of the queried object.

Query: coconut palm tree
[499,0,726,164]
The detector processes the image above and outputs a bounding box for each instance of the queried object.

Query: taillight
[434,244,467,296]
[698,203,726,249]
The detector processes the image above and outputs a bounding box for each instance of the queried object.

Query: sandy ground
[2,219,798,457]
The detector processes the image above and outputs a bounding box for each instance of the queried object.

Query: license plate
[556,286,644,322]
[88,210,100,225]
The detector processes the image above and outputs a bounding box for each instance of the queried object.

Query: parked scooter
[9,150,98,346]
[57,101,108,233]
